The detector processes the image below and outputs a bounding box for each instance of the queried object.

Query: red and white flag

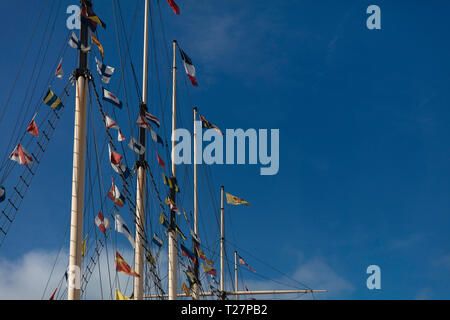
[26,113,39,137]
[179,48,198,87]
[9,143,34,167]
[108,144,129,177]
[95,212,110,233]
[105,113,125,142]
[136,114,151,130]
[55,58,64,79]
[145,111,160,128]
[238,255,256,273]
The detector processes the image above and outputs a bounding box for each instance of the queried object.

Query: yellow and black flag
[81,3,106,32]
[199,114,223,135]
[163,173,180,193]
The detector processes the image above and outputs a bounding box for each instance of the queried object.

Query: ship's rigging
[0,0,326,300]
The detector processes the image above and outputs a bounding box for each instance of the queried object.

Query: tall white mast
[192,107,199,300]
[133,0,150,300]
[220,185,225,298]
[168,40,178,300]
[67,0,89,301]
[234,250,238,300]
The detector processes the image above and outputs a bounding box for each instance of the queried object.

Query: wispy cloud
[0,248,352,300]
[234,255,354,300]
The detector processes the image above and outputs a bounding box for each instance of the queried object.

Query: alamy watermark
[174,122,279,176]
[366,265,381,290]
[67,5,81,30]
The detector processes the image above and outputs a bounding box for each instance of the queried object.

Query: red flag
[55,58,63,78]
[9,143,33,167]
[110,149,123,166]
[167,0,180,15]
[49,288,57,300]
[26,114,39,137]
[156,152,166,172]
[115,251,140,277]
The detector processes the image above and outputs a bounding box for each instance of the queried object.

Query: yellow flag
[115,289,132,300]
[225,192,250,206]
[91,32,104,60]
[81,235,87,258]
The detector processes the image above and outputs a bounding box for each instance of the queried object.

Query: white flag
[115,214,135,248]
[95,57,115,84]
[128,137,145,155]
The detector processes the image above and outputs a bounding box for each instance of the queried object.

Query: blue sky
[0,0,450,300]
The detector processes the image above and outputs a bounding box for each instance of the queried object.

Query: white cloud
[0,249,65,300]
[0,247,353,300]
[237,256,354,300]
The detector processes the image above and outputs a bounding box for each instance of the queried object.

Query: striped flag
[179,48,198,87]
[91,32,104,60]
[9,143,33,167]
[152,233,163,248]
[145,112,160,127]
[102,88,122,109]
[202,264,217,277]
[68,31,90,52]
[43,89,63,110]
[115,251,140,277]
[162,173,179,192]
[95,212,110,233]
[115,214,135,249]
[136,114,151,130]
[95,57,114,83]
[150,128,164,145]
[128,137,145,155]
[238,255,256,273]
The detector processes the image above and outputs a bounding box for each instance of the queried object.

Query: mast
[168,40,178,300]
[67,0,89,301]
[145,289,328,299]
[234,251,238,300]
[133,0,150,300]
[192,107,200,300]
[220,185,225,298]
